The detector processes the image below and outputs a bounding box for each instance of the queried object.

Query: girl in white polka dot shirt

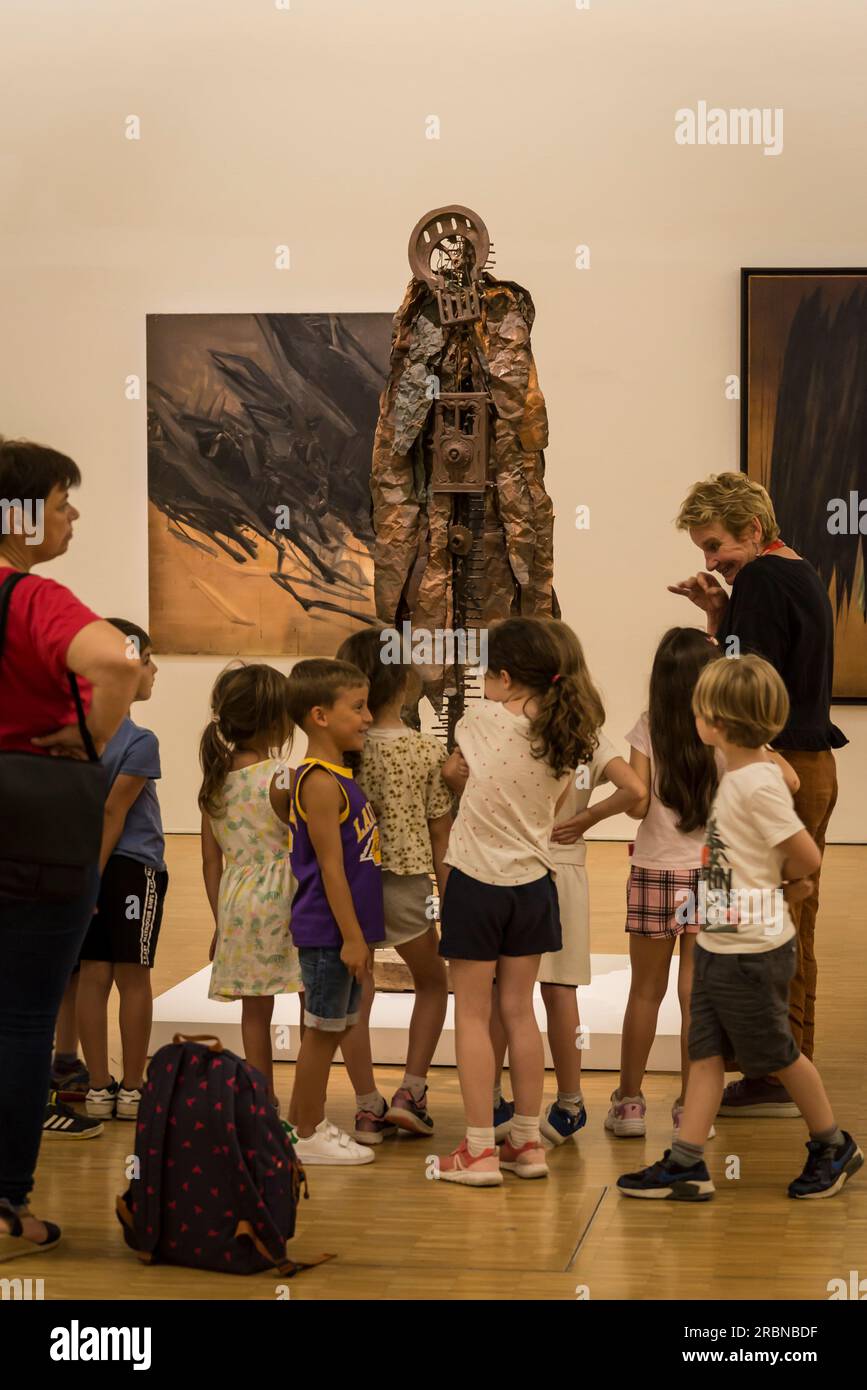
[434,617,603,1187]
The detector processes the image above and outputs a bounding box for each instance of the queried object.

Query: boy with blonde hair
[618,655,862,1202]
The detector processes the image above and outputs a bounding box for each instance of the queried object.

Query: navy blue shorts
[438,868,562,961]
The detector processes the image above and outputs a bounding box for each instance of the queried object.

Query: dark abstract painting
[741,269,867,700]
[147,313,392,655]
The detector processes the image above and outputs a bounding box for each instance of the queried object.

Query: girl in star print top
[435,617,602,1187]
[334,627,452,1145]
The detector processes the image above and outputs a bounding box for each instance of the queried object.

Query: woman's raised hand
[667,571,728,625]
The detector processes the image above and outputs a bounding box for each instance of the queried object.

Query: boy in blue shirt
[78,620,168,1122]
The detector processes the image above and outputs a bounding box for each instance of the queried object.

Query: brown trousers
[777,749,838,1060]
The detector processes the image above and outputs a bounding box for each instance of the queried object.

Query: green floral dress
[208,759,301,1000]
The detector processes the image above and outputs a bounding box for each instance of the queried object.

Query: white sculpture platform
[151,953,682,1071]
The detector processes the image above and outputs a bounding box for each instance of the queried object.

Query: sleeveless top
[288,757,385,948]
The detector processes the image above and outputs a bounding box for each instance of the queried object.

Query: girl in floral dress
[199,664,301,1108]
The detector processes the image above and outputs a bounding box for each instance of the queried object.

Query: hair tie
[550,673,561,685]
[211,713,220,725]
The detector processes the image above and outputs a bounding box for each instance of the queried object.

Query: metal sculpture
[371,205,558,746]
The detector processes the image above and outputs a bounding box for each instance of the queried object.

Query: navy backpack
[117,1035,328,1277]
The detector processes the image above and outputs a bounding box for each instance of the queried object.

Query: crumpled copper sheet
[371,275,555,705]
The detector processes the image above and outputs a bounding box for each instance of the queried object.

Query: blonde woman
[669,472,846,1118]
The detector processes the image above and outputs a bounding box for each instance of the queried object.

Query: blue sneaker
[541,1100,587,1146]
[617,1149,715,1201]
[493,1098,515,1142]
[788,1132,863,1199]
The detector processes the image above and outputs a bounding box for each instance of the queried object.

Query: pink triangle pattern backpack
[116,1034,330,1277]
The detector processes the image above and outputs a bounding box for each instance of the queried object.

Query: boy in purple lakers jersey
[282,659,385,1166]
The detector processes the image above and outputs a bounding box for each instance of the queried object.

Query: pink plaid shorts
[625,865,701,939]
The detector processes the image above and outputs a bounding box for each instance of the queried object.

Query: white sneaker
[604,1090,646,1137]
[85,1080,118,1119]
[293,1118,375,1166]
[116,1086,142,1121]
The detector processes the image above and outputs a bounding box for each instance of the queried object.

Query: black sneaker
[617,1149,715,1201]
[43,1095,104,1139]
[788,1132,864,1199]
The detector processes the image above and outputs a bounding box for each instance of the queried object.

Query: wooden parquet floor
[23,839,867,1301]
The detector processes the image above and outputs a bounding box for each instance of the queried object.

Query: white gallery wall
[1,0,865,839]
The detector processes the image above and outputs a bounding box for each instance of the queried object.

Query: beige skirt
[537,863,590,987]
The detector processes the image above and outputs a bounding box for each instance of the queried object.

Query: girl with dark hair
[607,627,796,1141]
[608,628,721,1140]
[198,663,301,1109]
[434,617,597,1187]
[333,627,451,1142]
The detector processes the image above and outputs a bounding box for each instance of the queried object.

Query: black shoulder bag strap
[0,570,100,763]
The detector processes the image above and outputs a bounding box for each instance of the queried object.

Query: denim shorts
[298,947,361,1031]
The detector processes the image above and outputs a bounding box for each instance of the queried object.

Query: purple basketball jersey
[288,758,384,948]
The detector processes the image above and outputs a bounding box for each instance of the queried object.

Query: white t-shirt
[627,712,710,869]
[548,730,621,868]
[445,701,572,886]
[696,760,803,955]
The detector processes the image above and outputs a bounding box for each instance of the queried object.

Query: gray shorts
[688,939,799,1076]
[382,871,433,948]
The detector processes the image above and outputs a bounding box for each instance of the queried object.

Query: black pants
[0,864,100,1210]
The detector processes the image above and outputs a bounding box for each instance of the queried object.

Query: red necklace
[761,539,786,555]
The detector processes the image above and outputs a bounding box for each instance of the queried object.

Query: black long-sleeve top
[719,556,847,752]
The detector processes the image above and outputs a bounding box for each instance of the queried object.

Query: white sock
[466,1126,495,1157]
[557,1090,584,1116]
[355,1090,385,1116]
[508,1113,540,1148]
[401,1072,427,1102]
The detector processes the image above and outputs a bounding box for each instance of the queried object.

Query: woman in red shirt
[0,437,140,1263]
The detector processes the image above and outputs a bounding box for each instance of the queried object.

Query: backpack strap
[232,1222,335,1276]
[0,571,31,663]
[172,1034,224,1052]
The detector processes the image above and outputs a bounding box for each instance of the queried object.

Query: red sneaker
[436,1137,502,1186]
[499,1135,549,1179]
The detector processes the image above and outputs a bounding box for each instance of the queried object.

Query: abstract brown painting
[147,313,391,655]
